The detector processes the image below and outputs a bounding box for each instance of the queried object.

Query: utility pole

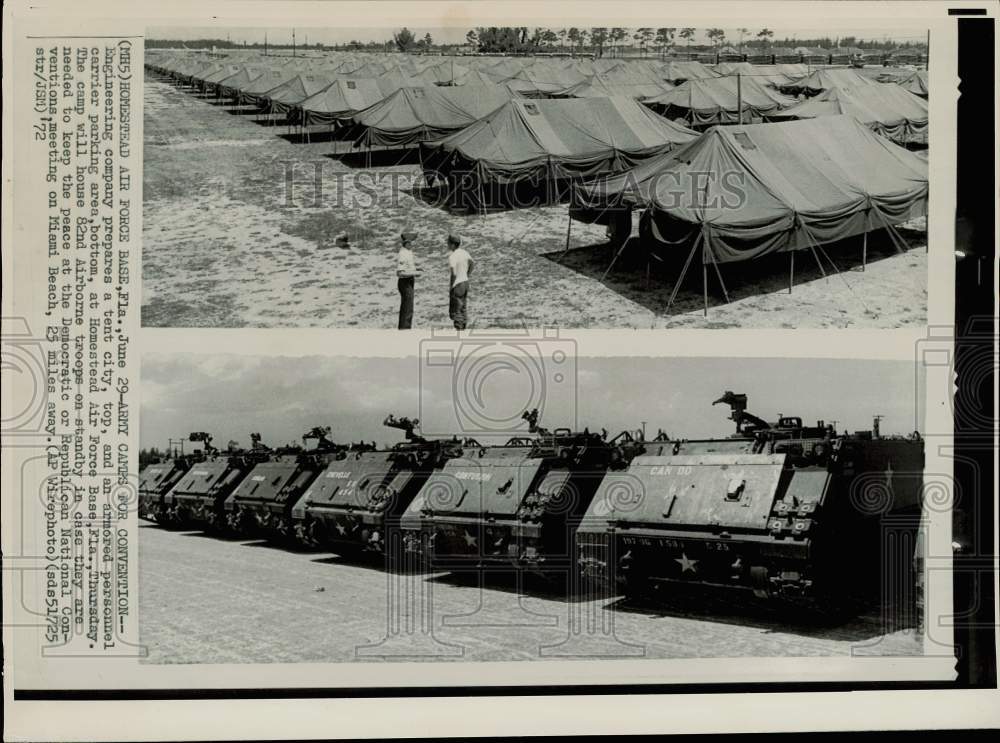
[737,73,743,125]
[264,31,268,57]
[293,28,296,57]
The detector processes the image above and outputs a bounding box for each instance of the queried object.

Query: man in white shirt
[446,234,473,330]
[397,230,418,329]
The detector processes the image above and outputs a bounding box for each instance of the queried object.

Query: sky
[140,353,926,452]
[147,25,928,47]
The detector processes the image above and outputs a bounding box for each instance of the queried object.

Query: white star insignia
[462,530,477,547]
[335,522,347,535]
[675,552,698,573]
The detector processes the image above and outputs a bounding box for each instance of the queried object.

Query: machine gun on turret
[712,391,772,436]
[302,425,340,452]
[383,414,424,443]
[188,431,218,457]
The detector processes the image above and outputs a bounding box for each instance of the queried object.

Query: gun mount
[383,414,424,443]
[188,431,218,457]
[712,391,772,436]
[302,426,339,452]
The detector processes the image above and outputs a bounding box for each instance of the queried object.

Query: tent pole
[809,245,827,279]
[709,249,730,304]
[702,263,708,317]
[862,229,868,271]
[789,251,794,293]
[560,214,573,260]
[601,238,630,282]
[737,73,743,125]
[666,232,701,311]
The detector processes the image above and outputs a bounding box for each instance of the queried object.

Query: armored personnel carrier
[160,433,271,530]
[401,410,647,573]
[291,415,464,563]
[137,432,215,522]
[223,427,364,541]
[576,392,925,610]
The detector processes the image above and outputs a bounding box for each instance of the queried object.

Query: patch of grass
[281,210,376,250]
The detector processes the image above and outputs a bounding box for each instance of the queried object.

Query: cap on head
[400,230,417,245]
[447,233,461,248]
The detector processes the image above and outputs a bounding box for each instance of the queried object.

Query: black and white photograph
[138,352,931,664]
[3,0,996,738]
[142,23,929,329]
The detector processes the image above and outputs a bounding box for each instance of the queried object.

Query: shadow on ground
[544,226,926,319]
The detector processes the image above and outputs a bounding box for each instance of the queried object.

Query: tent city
[143,26,929,329]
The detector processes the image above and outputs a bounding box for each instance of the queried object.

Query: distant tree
[465,29,478,48]
[706,28,726,48]
[757,27,774,52]
[679,27,696,52]
[393,27,415,52]
[655,28,676,58]
[567,27,580,54]
[737,27,750,55]
[610,27,628,57]
[541,29,558,49]
[557,28,567,50]
[423,32,433,50]
[590,27,608,57]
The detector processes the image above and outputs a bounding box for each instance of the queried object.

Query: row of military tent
[147,52,926,200]
[148,51,926,144]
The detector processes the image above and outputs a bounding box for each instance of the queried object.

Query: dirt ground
[139,522,922,664]
[142,77,928,329]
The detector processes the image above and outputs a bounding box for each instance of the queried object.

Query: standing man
[447,234,473,331]
[397,230,418,330]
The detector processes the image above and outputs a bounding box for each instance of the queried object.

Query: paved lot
[139,522,922,664]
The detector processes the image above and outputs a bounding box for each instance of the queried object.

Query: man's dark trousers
[398,276,414,329]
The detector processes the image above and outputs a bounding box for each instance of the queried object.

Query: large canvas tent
[769,84,928,144]
[420,97,697,208]
[554,73,673,100]
[656,61,721,84]
[296,76,419,126]
[346,84,516,148]
[778,67,878,95]
[711,62,803,87]
[642,75,796,126]
[195,64,245,94]
[237,69,301,107]
[879,69,929,98]
[262,72,340,115]
[215,66,268,100]
[571,116,927,310]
